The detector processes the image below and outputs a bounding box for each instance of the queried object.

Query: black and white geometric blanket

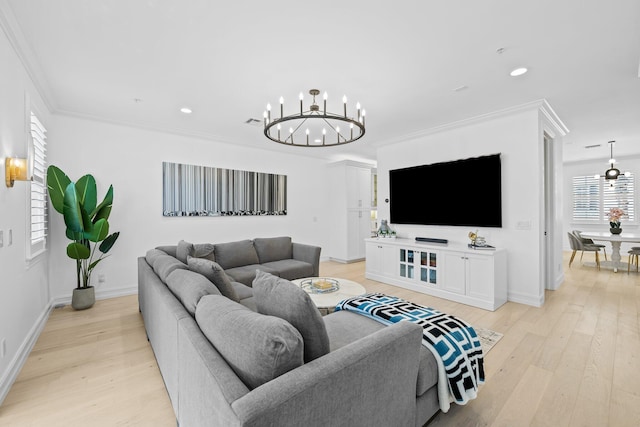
[335,293,484,412]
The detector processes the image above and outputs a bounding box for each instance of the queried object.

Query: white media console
[365,238,507,311]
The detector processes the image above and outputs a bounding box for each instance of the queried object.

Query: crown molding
[54,107,240,145]
[380,99,569,147]
[539,99,569,137]
[0,0,56,112]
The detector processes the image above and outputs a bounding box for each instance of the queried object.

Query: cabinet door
[418,251,438,286]
[365,242,383,275]
[398,248,417,279]
[441,251,466,294]
[466,254,494,300]
[347,167,372,209]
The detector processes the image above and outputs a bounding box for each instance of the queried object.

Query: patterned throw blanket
[335,293,484,412]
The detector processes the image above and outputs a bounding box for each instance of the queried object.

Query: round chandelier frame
[263,89,365,147]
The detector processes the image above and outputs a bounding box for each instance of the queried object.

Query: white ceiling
[3,0,640,163]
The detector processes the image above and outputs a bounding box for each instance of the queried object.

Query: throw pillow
[252,270,330,362]
[196,295,303,389]
[193,243,216,262]
[166,269,220,316]
[176,240,195,263]
[187,256,240,302]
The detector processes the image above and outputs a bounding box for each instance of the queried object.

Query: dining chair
[628,248,640,274]
[567,232,600,270]
[572,230,607,261]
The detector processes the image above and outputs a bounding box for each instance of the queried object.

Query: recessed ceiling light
[510,67,528,77]
[180,107,192,114]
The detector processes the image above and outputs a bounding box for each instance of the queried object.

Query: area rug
[474,327,503,354]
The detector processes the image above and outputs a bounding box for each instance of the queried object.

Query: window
[28,111,47,259]
[572,174,635,222]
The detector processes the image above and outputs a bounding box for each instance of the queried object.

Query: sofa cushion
[155,245,177,258]
[152,253,188,283]
[176,240,195,264]
[166,269,220,316]
[224,265,280,287]
[323,310,438,396]
[238,296,257,312]
[214,240,259,270]
[253,236,293,264]
[261,259,315,281]
[145,248,167,267]
[193,243,216,262]
[187,257,240,302]
[232,282,253,300]
[196,295,303,390]
[253,271,330,363]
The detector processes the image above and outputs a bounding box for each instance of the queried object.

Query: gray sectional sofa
[138,236,440,426]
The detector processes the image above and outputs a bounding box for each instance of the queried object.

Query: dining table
[579,232,640,272]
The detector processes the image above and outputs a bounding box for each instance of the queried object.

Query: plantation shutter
[28,111,47,258]
[572,175,600,221]
[603,174,635,221]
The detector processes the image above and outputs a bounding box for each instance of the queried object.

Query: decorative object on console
[263,88,365,147]
[377,219,396,238]
[162,162,287,217]
[594,140,630,187]
[46,165,120,310]
[468,231,490,248]
[608,207,625,234]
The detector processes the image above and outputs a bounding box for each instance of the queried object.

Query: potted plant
[608,207,625,235]
[47,166,120,310]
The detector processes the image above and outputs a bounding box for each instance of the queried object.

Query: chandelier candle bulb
[357,102,361,120]
[277,123,281,139]
[266,103,271,121]
[322,128,326,145]
[343,95,347,117]
[362,109,366,125]
[306,128,309,145]
[279,97,284,118]
[299,92,304,114]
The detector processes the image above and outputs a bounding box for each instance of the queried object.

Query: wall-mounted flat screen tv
[389,154,502,227]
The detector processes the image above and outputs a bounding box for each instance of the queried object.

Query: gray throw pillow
[166,269,221,316]
[145,248,166,266]
[196,295,303,389]
[252,270,330,362]
[176,240,195,263]
[193,243,216,262]
[187,256,240,302]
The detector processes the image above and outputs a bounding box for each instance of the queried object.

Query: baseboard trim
[50,285,138,307]
[507,290,545,307]
[0,301,54,405]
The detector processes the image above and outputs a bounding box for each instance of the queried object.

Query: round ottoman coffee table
[291,277,367,315]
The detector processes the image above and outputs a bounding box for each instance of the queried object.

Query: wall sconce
[5,157,30,187]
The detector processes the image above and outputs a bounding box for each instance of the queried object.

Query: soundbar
[415,237,448,244]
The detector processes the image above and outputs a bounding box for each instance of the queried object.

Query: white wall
[377,107,551,306]
[0,25,51,401]
[563,155,640,255]
[46,115,334,301]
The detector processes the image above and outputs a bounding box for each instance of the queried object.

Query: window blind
[29,111,47,257]
[572,173,635,222]
[572,175,600,221]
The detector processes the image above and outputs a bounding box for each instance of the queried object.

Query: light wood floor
[1,253,639,426]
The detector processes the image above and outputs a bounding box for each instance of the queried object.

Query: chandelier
[263,89,365,147]
[595,140,630,186]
